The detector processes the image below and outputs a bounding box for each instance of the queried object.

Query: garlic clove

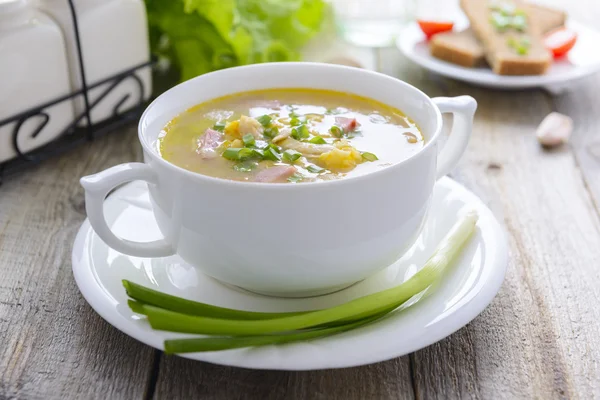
[536,112,573,148]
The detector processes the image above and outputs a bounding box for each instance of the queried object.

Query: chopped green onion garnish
[507,36,530,55]
[222,148,259,161]
[490,12,510,31]
[256,115,272,127]
[325,107,346,115]
[292,125,310,140]
[213,122,226,132]
[282,149,302,163]
[307,165,325,174]
[330,125,343,138]
[123,280,305,319]
[499,3,515,16]
[362,152,379,162]
[308,136,327,144]
[233,161,257,172]
[263,147,281,161]
[264,143,279,151]
[252,149,264,158]
[263,126,279,139]
[346,130,363,139]
[255,140,269,149]
[290,117,301,126]
[287,173,304,183]
[512,14,527,32]
[242,133,255,147]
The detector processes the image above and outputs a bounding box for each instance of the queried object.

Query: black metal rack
[0,0,155,184]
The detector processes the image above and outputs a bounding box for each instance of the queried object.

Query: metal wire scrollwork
[11,111,51,161]
[0,0,154,184]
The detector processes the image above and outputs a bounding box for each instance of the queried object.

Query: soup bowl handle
[432,96,477,179]
[80,163,175,258]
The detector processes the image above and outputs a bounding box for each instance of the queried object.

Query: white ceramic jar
[35,0,151,125]
[0,0,74,163]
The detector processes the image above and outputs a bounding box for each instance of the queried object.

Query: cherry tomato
[417,20,454,40]
[544,27,578,58]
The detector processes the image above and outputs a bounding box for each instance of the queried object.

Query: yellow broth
[158,89,425,183]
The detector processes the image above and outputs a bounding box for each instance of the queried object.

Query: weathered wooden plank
[548,0,600,217]
[0,127,154,399]
[153,356,414,400]
[552,82,600,213]
[378,24,600,397]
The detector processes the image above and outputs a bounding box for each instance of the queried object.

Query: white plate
[397,19,600,93]
[72,177,507,371]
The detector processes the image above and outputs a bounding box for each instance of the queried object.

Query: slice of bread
[460,0,552,75]
[532,3,567,33]
[431,3,564,71]
[431,29,485,68]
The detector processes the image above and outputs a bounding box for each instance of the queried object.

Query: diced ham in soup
[335,116,360,132]
[197,128,222,158]
[254,165,297,183]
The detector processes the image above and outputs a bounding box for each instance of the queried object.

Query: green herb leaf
[308,136,327,144]
[263,126,279,139]
[287,173,304,183]
[145,0,327,82]
[307,165,325,174]
[256,115,272,127]
[213,122,226,132]
[242,133,256,147]
[329,125,343,138]
[282,149,302,163]
[362,152,379,162]
[291,124,310,140]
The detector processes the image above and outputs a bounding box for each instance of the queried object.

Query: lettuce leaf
[145,0,326,82]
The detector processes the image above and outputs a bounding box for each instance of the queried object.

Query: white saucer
[397,19,600,94]
[72,177,507,370]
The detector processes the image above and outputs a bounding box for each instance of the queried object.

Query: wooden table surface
[2,1,600,398]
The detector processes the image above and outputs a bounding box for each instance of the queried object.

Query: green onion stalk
[125,211,478,353]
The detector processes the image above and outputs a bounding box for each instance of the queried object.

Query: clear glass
[332,0,416,47]
[413,0,463,22]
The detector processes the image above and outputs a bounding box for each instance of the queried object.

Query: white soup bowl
[80,62,476,297]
